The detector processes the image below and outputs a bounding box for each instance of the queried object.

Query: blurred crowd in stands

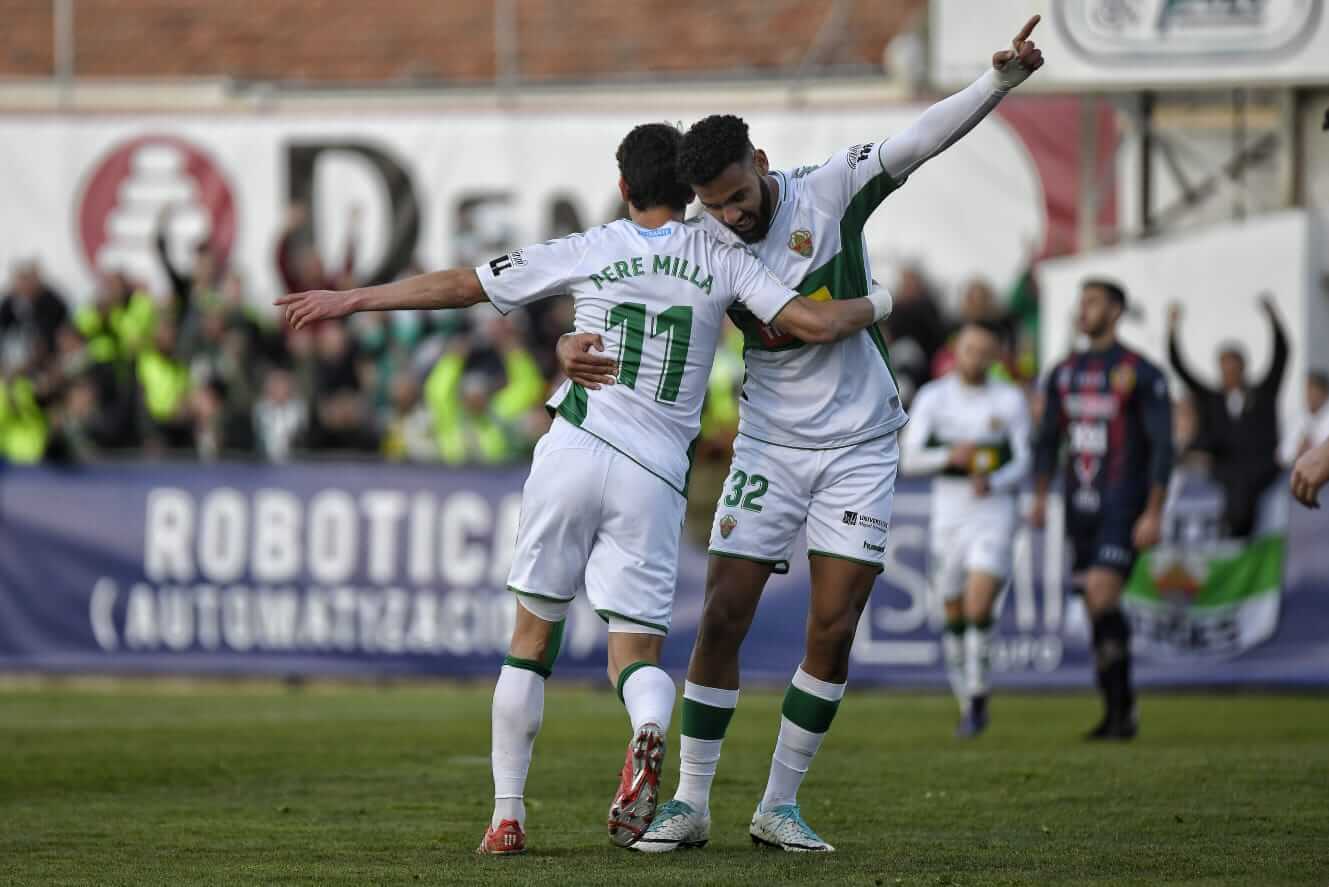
[2,205,1327,523]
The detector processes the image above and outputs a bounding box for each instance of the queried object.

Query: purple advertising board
[1,462,1326,686]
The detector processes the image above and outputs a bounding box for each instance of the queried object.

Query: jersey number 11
[606,302,694,404]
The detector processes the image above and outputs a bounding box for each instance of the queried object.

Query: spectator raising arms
[1168,294,1288,538]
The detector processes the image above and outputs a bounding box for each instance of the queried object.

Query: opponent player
[900,322,1031,738]
[560,15,1045,852]
[276,123,893,855]
[1031,279,1172,740]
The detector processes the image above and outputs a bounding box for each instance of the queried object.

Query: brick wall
[0,0,922,82]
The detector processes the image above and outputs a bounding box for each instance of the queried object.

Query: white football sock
[943,621,968,711]
[760,668,845,812]
[965,622,992,699]
[620,663,676,733]
[674,682,738,813]
[490,664,545,828]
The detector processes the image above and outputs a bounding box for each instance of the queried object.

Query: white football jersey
[476,218,796,494]
[900,373,1033,528]
[702,142,908,449]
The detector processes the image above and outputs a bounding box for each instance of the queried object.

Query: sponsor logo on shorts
[862,540,886,554]
[1099,544,1132,566]
[788,229,813,258]
[719,514,737,539]
[844,510,889,532]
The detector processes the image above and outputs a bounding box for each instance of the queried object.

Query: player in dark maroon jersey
[1032,280,1173,740]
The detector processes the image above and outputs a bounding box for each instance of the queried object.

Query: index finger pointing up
[1013,14,1040,50]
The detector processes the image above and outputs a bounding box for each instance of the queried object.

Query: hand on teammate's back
[557,332,618,390]
[971,474,991,498]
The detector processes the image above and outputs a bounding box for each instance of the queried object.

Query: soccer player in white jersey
[276,123,893,855]
[899,322,1032,739]
[561,15,1044,853]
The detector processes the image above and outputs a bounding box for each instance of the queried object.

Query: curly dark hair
[616,123,693,212]
[677,114,753,186]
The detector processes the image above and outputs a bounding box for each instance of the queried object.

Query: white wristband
[866,286,894,322]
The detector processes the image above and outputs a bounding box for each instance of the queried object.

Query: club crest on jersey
[1111,364,1136,395]
[788,229,813,258]
[719,514,738,539]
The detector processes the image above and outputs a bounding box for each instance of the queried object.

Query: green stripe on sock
[681,697,736,741]
[971,617,994,631]
[945,619,967,635]
[503,655,550,679]
[615,660,655,703]
[782,684,840,734]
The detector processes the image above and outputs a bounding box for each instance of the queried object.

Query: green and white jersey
[476,218,796,495]
[702,144,907,449]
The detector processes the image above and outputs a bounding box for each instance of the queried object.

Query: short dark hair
[677,114,753,187]
[1309,369,1329,390]
[616,123,693,213]
[965,318,1009,348]
[1082,277,1127,312]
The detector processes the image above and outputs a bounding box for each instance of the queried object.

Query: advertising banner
[932,0,1329,90]
[2,463,1326,686]
[0,97,1095,318]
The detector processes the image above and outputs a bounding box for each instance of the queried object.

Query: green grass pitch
[2,682,1326,886]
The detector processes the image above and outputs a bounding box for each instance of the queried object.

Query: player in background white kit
[900,322,1032,738]
[563,14,1044,853]
[276,124,894,856]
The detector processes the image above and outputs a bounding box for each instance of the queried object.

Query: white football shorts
[707,431,899,573]
[929,495,1018,601]
[506,417,684,635]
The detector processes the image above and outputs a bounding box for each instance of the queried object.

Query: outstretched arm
[879,15,1043,180]
[276,268,486,330]
[1166,304,1212,398]
[1258,294,1289,398]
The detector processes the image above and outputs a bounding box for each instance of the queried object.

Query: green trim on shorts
[681,696,737,741]
[503,655,551,680]
[807,548,885,574]
[507,584,575,604]
[707,549,790,575]
[594,608,669,635]
[615,660,657,703]
[782,683,841,734]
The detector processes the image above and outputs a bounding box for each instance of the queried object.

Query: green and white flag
[1124,488,1285,662]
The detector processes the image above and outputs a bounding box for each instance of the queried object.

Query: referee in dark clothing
[1167,295,1287,539]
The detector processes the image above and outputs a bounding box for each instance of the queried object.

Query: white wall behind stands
[1037,209,1327,432]
[932,0,1329,91]
[0,106,1045,313]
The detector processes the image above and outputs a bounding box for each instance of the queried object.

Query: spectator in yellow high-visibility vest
[425,319,545,466]
[135,322,192,450]
[74,271,156,364]
[0,375,47,463]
